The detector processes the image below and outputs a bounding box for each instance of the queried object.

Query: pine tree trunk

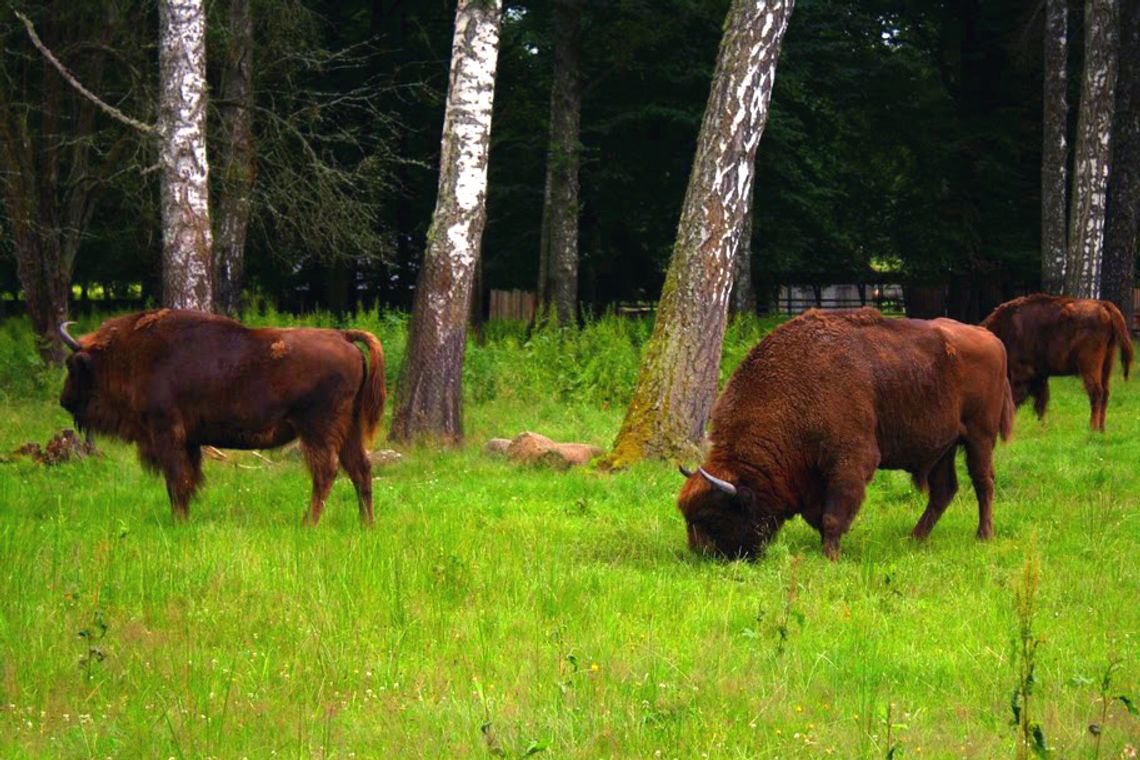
[1041,0,1068,294]
[159,0,213,311]
[537,0,583,326]
[213,0,255,316]
[1102,0,1139,327]
[1064,0,1118,298]
[607,0,793,468]
[389,0,502,445]
[730,191,757,316]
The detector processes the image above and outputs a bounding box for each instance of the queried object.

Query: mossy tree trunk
[606,0,793,468]
[536,0,583,326]
[213,0,255,316]
[1041,0,1068,294]
[389,0,502,445]
[1064,0,1118,299]
[159,0,213,310]
[1101,0,1139,326]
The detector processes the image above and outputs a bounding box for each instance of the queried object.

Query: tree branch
[14,10,155,135]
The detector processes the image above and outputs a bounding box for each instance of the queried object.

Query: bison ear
[67,351,94,376]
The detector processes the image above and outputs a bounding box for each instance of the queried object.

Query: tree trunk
[607,0,794,468]
[0,4,114,363]
[159,0,213,311]
[537,0,583,326]
[213,0,255,316]
[730,189,757,316]
[1102,0,1139,328]
[389,0,502,445]
[1064,0,1118,298]
[1041,0,1068,294]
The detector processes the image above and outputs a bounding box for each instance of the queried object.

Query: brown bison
[981,294,1133,431]
[678,309,1014,561]
[58,309,385,524]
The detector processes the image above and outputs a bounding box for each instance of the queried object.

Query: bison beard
[982,294,1133,431]
[58,310,385,524]
[678,309,1015,561]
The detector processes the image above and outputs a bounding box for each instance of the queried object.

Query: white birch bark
[608,0,794,466]
[159,0,213,310]
[1041,0,1068,294]
[1065,0,1118,299]
[390,0,502,443]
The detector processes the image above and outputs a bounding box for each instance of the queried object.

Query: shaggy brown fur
[981,294,1133,431]
[678,308,1014,561]
[59,310,386,525]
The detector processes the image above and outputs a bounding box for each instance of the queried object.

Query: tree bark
[1064,0,1118,298]
[0,5,115,363]
[536,0,583,326]
[389,0,502,445]
[213,0,255,316]
[1041,0,1068,294]
[159,0,213,311]
[1101,0,1139,328]
[730,189,757,316]
[607,0,794,468]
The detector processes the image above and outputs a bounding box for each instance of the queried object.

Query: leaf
[1116,695,1138,716]
[520,740,548,757]
[1031,724,1049,757]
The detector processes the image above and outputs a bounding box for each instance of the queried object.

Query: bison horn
[698,467,738,496]
[58,321,81,352]
[679,465,695,478]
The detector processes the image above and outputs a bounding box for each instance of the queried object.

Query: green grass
[0,313,1137,758]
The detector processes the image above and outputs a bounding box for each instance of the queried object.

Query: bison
[58,309,385,525]
[678,308,1014,561]
[981,294,1133,431]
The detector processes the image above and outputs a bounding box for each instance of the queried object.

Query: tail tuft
[342,329,386,449]
[1105,302,1133,380]
[1000,377,1015,442]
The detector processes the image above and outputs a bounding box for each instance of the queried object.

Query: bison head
[58,322,95,430]
[677,466,780,559]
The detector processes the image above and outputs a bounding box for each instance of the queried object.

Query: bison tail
[999,376,1015,442]
[1107,303,1134,380]
[343,329,386,449]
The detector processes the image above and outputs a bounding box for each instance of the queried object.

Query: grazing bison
[981,294,1133,431]
[58,310,385,524]
[678,309,1014,561]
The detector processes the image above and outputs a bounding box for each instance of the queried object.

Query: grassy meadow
[0,311,1137,758]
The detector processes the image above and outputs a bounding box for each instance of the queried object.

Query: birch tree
[536,0,583,326]
[1064,0,1118,298]
[730,192,757,316]
[389,0,502,444]
[159,0,212,310]
[1041,0,1068,294]
[213,0,255,315]
[1102,0,1139,325]
[607,0,793,468]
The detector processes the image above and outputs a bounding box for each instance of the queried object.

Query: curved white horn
[698,467,737,496]
[58,321,82,352]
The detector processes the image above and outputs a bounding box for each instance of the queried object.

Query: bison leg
[911,447,958,540]
[1080,369,1106,432]
[302,445,338,526]
[154,437,201,522]
[1098,349,1116,431]
[339,436,375,526]
[1029,377,1050,421]
[964,437,996,540]
[820,478,867,562]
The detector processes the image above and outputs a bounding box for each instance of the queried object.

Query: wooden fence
[488,289,536,322]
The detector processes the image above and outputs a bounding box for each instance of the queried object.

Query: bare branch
[14,10,155,135]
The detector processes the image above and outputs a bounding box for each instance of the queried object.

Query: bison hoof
[976,526,994,541]
[823,543,840,562]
